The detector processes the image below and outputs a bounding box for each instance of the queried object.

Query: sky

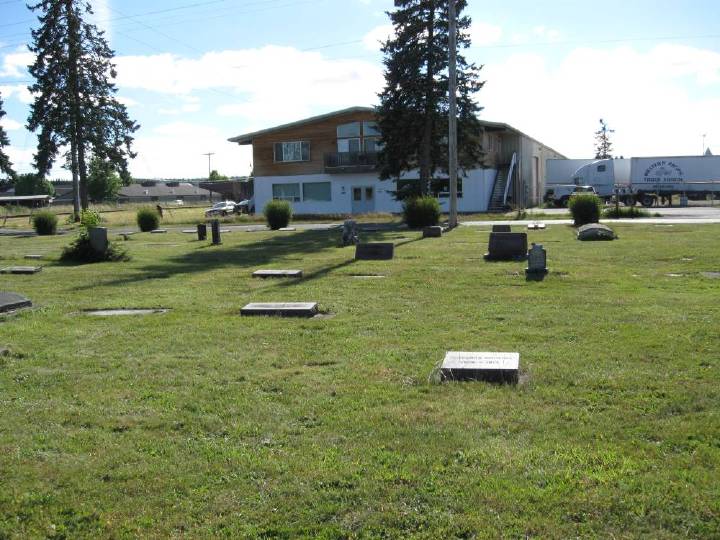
[1,0,720,179]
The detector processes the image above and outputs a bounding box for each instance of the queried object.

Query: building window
[303,182,331,202]
[337,122,361,138]
[363,121,380,137]
[353,187,362,201]
[273,141,310,163]
[597,165,606,172]
[272,183,301,202]
[364,136,383,153]
[337,121,383,154]
[365,187,374,200]
[337,138,361,153]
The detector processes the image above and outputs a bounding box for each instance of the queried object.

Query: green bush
[80,210,102,228]
[603,206,650,219]
[402,196,441,228]
[32,210,58,235]
[61,211,128,263]
[568,194,603,226]
[264,200,292,230]
[136,207,160,232]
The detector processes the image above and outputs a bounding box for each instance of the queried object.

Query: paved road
[529,206,720,219]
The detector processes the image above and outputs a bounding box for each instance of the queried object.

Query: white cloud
[470,22,503,46]
[0,85,33,104]
[363,24,394,51]
[481,43,720,158]
[0,117,22,131]
[90,0,112,42]
[0,49,33,78]
[532,25,561,42]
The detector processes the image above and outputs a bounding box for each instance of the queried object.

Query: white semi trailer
[571,156,720,206]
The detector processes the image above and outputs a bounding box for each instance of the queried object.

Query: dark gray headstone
[252,269,303,278]
[355,243,394,260]
[484,232,528,261]
[241,302,318,317]
[197,223,207,241]
[525,243,548,275]
[0,292,32,313]
[211,220,221,245]
[423,226,443,238]
[492,225,512,233]
[440,352,519,384]
[577,223,616,241]
[88,227,108,253]
[0,266,42,274]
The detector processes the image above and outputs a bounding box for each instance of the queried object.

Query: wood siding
[252,110,377,177]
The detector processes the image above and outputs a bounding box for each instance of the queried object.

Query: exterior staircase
[488,152,517,213]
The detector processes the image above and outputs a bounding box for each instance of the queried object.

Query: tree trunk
[70,138,80,221]
[419,1,436,196]
[65,0,86,210]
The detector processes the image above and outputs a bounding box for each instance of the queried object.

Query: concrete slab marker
[355,243,394,260]
[0,292,32,313]
[241,302,318,317]
[1,266,42,274]
[252,269,303,278]
[84,308,169,316]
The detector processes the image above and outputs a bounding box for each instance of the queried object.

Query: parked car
[233,198,254,214]
[205,201,237,217]
[173,199,185,206]
[544,185,597,207]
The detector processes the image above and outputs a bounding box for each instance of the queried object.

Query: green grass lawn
[1,224,719,538]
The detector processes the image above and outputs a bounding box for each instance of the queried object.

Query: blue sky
[1,0,720,178]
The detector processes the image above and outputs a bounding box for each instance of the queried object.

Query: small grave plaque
[423,226,443,238]
[241,302,318,317]
[89,227,108,253]
[441,352,519,384]
[527,222,546,230]
[1,266,42,274]
[279,227,296,232]
[0,292,32,313]
[355,243,394,260]
[252,269,303,279]
[525,243,548,275]
[484,232,528,261]
[151,229,168,234]
[492,224,512,233]
[24,255,43,260]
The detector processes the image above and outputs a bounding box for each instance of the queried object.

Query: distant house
[228,106,565,215]
[117,181,212,203]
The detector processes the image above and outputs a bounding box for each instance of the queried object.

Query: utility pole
[202,152,215,179]
[702,134,707,155]
[448,0,458,228]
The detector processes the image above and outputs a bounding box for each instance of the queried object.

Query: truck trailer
[570,156,720,206]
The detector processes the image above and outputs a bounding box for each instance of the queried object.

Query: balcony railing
[324,151,378,173]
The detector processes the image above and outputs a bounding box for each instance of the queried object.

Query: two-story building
[228,106,565,215]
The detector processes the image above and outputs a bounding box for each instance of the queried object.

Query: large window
[337,122,361,138]
[303,182,331,202]
[272,183,301,202]
[337,121,383,154]
[274,141,310,163]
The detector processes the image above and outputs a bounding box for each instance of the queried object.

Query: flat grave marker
[527,222,546,230]
[84,308,168,316]
[241,302,318,318]
[441,351,519,384]
[252,269,303,279]
[150,229,168,234]
[24,255,43,260]
[0,266,42,275]
[355,243,394,260]
[492,224,512,233]
[279,227,296,232]
[0,292,32,313]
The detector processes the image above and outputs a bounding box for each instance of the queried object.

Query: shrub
[32,210,58,235]
[568,194,603,226]
[603,206,650,219]
[136,207,160,232]
[61,212,128,263]
[402,196,441,228]
[264,200,292,230]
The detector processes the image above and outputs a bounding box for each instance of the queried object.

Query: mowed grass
[0,224,719,538]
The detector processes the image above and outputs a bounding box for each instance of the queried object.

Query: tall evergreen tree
[376,0,484,195]
[594,118,614,159]
[26,0,138,217]
[0,92,16,183]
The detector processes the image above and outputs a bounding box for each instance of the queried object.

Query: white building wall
[253,169,498,215]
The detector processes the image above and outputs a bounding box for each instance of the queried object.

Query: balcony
[324,151,378,173]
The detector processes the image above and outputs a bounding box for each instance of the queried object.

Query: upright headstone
[197,223,207,241]
[355,243,394,260]
[211,220,221,245]
[484,232,528,261]
[525,243,548,276]
[423,226,443,238]
[492,224,512,233]
[88,227,108,254]
[342,220,359,246]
